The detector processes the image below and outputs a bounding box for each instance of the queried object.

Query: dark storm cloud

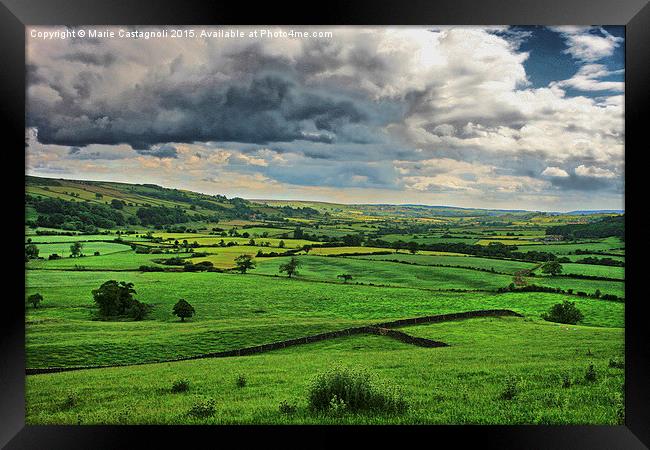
[62,52,116,67]
[27,72,390,151]
[547,174,620,192]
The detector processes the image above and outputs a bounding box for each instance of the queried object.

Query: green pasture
[353,253,538,274]
[26,241,131,259]
[543,263,624,280]
[27,250,194,271]
[25,270,624,369]
[25,316,623,425]
[252,255,515,291]
[526,276,625,298]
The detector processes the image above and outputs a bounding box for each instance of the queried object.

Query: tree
[110,199,125,210]
[25,243,39,260]
[279,257,301,278]
[407,241,419,254]
[70,241,83,257]
[91,280,147,320]
[27,293,43,308]
[95,193,104,199]
[172,299,195,322]
[278,240,286,249]
[337,274,353,283]
[541,261,563,276]
[541,300,584,325]
[234,254,256,274]
[303,245,313,254]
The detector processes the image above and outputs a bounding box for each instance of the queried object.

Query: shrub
[585,364,597,382]
[499,376,519,400]
[278,400,297,415]
[171,378,190,393]
[609,358,624,369]
[187,397,216,418]
[62,391,78,410]
[541,300,584,325]
[562,374,572,388]
[27,293,43,308]
[236,374,247,388]
[307,366,408,414]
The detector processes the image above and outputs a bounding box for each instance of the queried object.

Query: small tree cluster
[541,300,584,325]
[70,242,84,258]
[92,280,149,320]
[541,261,563,276]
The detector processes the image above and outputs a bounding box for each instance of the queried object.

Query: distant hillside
[252,199,534,218]
[565,210,624,215]
[545,215,625,239]
[26,176,619,233]
[25,176,319,232]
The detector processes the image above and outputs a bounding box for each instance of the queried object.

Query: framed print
[1,0,648,448]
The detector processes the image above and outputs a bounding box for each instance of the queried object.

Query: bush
[585,364,597,382]
[278,400,297,415]
[187,397,216,418]
[171,378,190,393]
[236,374,247,388]
[609,358,624,369]
[307,366,408,414]
[541,300,584,325]
[499,376,519,400]
[562,374,572,388]
[62,391,78,410]
[27,293,43,308]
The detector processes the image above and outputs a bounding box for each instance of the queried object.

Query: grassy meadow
[24,176,625,425]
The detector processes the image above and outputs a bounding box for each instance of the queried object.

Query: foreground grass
[25,317,624,425]
[25,271,624,368]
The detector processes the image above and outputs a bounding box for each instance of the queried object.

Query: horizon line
[26,174,625,215]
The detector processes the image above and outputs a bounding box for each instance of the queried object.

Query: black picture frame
[1,1,647,448]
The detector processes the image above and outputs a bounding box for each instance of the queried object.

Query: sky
[25,26,624,212]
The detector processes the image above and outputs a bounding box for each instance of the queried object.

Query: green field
[26,317,623,425]
[27,250,194,271]
[516,238,624,255]
[354,253,538,274]
[24,175,625,425]
[543,263,624,280]
[528,276,625,298]
[27,241,131,259]
[253,256,515,291]
[26,270,624,369]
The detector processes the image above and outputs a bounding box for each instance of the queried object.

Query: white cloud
[550,26,623,62]
[575,164,617,178]
[542,167,570,177]
[553,64,624,92]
